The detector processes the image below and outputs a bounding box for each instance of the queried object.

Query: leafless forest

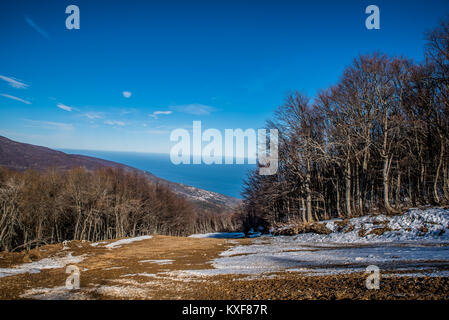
[1,18,448,252]
[242,18,449,229]
[0,167,238,251]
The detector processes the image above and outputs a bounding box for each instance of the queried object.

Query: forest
[1,18,448,252]
[0,166,238,251]
[242,17,449,229]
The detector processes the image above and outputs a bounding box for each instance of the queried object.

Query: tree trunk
[306,160,313,222]
[383,155,398,214]
[345,159,352,217]
[434,135,444,204]
[396,169,401,210]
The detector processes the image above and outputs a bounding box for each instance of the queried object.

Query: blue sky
[0,0,448,153]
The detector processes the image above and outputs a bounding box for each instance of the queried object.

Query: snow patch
[139,259,174,265]
[179,209,449,278]
[293,207,449,243]
[90,241,108,247]
[189,232,245,239]
[104,235,152,249]
[179,238,449,277]
[20,286,89,300]
[0,252,85,278]
[92,285,148,298]
[121,273,157,278]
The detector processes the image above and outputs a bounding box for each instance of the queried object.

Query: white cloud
[122,91,132,98]
[0,75,29,89]
[154,111,172,115]
[57,103,72,112]
[104,120,125,126]
[0,93,31,104]
[149,110,172,119]
[83,112,103,119]
[170,103,215,115]
[120,108,137,115]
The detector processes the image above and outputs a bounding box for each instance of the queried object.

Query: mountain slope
[0,135,240,212]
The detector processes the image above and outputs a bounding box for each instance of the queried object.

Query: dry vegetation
[0,167,240,252]
[241,18,449,231]
[0,236,448,300]
[272,220,331,236]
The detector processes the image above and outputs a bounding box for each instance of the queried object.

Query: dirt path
[0,236,448,300]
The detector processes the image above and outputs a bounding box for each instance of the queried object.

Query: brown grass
[1,236,448,300]
[273,221,331,236]
[0,236,239,299]
[334,220,349,232]
[367,226,392,236]
[192,272,449,300]
[309,223,332,235]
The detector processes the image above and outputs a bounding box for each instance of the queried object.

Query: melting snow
[104,235,153,249]
[92,285,148,298]
[0,252,85,278]
[139,259,174,265]
[180,208,449,277]
[121,273,157,278]
[189,232,245,239]
[179,238,449,277]
[20,286,89,300]
[294,207,449,243]
[90,241,108,247]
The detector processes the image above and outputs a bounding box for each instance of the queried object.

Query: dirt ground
[0,236,448,300]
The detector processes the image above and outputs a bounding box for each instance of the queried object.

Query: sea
[59,149,256,199]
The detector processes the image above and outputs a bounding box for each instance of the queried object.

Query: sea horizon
[59,148,256,199]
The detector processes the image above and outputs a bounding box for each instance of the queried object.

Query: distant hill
[0,135,240,212]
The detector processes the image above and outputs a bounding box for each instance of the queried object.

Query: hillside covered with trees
[0,167,239,252]
[242,17,449,229]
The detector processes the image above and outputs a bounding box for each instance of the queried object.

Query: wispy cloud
[25,16,49,39]
[24,119,74,131]
[170,103,216,115]
[149,110,172,119]
[0,93,31,104]
[122,91,132,98]
[120,108,137,115]
[57,103,72,112]
[104,120,125,126]
[82,112,103,120]
[0,75,29,89]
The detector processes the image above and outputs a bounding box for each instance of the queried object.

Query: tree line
[241,18,449,229]
[0,166,238,252]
